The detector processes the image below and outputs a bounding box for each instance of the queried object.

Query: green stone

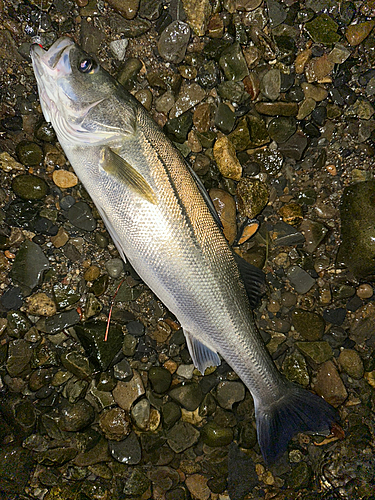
[169,382,204,411]
[117,57,143,89]
[74,321,124,371]
[236,178,269,219]
[217,81,245,103]
[203,38,232,62]
[161,401,181,430]
[164,112,193,143]
[296,341,333,364]
[282,351,310,387]
[228,118,251,151]
[6,311,31,339]
[16,141,44,166]
[10,240,49,295]
[337,181,375,280]
[35,121,56,142]
[268,116,297,143]
[215,103,236,134]
[60,351,92,379]
[12,174,48,200]
[53,282,81,310]
[122,468,150,496]
[122,334,137,356]
[247,114,270,147]
[287,461,311,489]
[305,13,340,44]
[219,42,249,81]
[292,309,325,341]
[249,149,284,175]
[201,421,233,447]
[148,366,172,394]
[90,274,109,297]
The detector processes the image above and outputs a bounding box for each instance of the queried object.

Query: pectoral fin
[184,330,221,375]
[100,146,157,204]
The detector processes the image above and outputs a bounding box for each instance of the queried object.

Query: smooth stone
[300,219,328,253]
[169,83,205,119]
[131,398,150,430]
[305,54,335,83]
[297,97,316,120]
[236,178,269,219]
[99,407,131,440]
[219,43,249,82]
[0,152,24,172]
[169,382,204,411]
[301,82,328,101]
[338,349,364,379]
[346,97,374,120]
[322,308,346,326]
[67,201,96,232]
[287,461,312,489]
[12,174,48,200]
[112,370,145,411]
[161,401,181,430]
[296,341,333,364]
[215,103,236,134]
[216,381,245,410]
[286,265,316,294]
[109,38,129,61]
[109,431,142,464]
[158,20,190,63]
[35,309,80,334]
[0,287,23,310]
[109,12,151,37]
[107,0,139,19]
[117,57,142,89]
[213,135,242,181]
[260,68,281,101]
[247,114,270,147]
[166,421,200,453]
[255,101,298,116]
[61,351,92,379]
[185,474,211,500]
[346,20,375,46]
[176,364,195,379]
[113,358,132,381]
[16,141,44,166]
[209,188,236,245]
[50,227,69,248]
[88,380,115,409]
[201,421,233,447]
[11,240,49,294]
[155,90,175,114]
[139,0,163,19]
[282,351,309,386]
[197,59,220,89]
[38,447,77,466]
[278,131,308,161]
[149,366,172,393]
[6,339,33,377]
[181,0,212,36]
[279,202,303,226]
[60,400,95,431]
[164,112,193,143]
[314,360,348,406]
[228,118,251,151]
[105,258,124,278]
[217,81,245,103]
[52,170,78,189]
[292,309,325,341]
[267,116,297,143]
[75,321,123,371]
[53,282,80,310]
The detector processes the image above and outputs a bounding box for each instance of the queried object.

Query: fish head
[30,36,127,146]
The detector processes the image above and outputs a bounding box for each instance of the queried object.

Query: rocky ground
[0,0,375,499]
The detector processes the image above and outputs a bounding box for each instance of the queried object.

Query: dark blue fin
[256,382,340,465]
[233,253,266,308]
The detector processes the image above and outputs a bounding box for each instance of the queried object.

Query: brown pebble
[314,360,348,407]
[52,169,78,189]
[238,221,259,244]
[305,54,335,83]
[338,349,364,380]
[243,72,260,100]
[193,103,212,133]
[99,407,131,441]
[295,48,312,74]
[209,188,237,245]
[50,227,69,248]
[356,284,373,299]
[26,292,57,317]
[326,164,337,176]
[346,20,375,46]
[84,265,101,281]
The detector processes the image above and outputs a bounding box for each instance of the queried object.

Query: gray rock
[11,240,49,295]
[286,265,316,294]
[60,400,95,431]
[6,339,33,377]
[216,381,245,410]
[166,421,200,453]
[35,310,81,334]
[272,221,305,246]
[105,258,124,278]
[109,431,142,464]
[112,370,145,411]
[67,201,96,232]
[260,68,281,100]
[158,20,190,63]
[169,382,204,411]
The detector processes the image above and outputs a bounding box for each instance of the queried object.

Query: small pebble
[52,170,78,189]
[356,284,373,299]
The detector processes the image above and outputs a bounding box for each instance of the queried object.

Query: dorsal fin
[233,253,266,308]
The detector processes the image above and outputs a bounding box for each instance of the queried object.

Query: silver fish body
[31,37,339,464]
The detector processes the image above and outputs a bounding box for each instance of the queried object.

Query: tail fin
[256,383,340,465]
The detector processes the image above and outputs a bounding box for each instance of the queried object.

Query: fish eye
[78,57,97,74]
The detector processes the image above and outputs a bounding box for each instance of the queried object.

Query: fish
[30,37,339,465]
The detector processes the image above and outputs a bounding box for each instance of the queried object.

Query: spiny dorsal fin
[100,146,158,205]
[233,252,266,308]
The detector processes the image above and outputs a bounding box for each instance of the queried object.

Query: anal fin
[184,330,221,375]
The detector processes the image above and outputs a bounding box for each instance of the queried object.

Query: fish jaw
[30,37,75,124]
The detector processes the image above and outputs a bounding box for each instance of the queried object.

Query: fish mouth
[30,37,75,123]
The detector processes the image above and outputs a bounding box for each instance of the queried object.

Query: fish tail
[255,382,340,465]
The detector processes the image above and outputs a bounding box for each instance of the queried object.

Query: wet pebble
[12,174,48,200]
[67,201,96,232]
[322,308,346,326]
[61,351,92,379]
[213,135,242,181]
[260,68,281,100]
[255,101,298,116]
[182,0,212,35]
[300,219,328,253]
[164,112,193,143]
[26,292,56,317]
[149,366,172,393]
[166,421,200,453]
[346,20,375,46]
[268,116,296,143]
[286,265,315,294]
[169,382,204,411]
[292,309,325,341]
[112,370,145,411]
[305,13,340,44]
[36,310,80,335]
[338,349,364,379]
[296,341,332,364]
[219,43,249,81]
[109,431,142,464]
[209,188,236,244]
[236,178,269,218]
[52,170,78,189]
[185,474,210,500]
[357,284,373,299]
[215,103,236,134]
[158,20,190,63]
[60,400,95,431]
[169,83,205,119]
[50,227,69,248]
[11,240,49,294]
[108,0,139,19]
[314,360,348,406]
[6,339,33,377]
[109,38,129,61]
[105,258,124,278]
[282,351,309,386]
[216,380,245,410]
[99,407,131,440]
[201,421,233,447]
[16,141,44,166]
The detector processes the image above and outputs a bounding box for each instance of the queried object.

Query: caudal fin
[256,383,340,465]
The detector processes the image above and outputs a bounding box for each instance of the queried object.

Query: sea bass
[31,37,339,464]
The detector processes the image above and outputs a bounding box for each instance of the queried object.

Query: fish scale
[31,36,340,465]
